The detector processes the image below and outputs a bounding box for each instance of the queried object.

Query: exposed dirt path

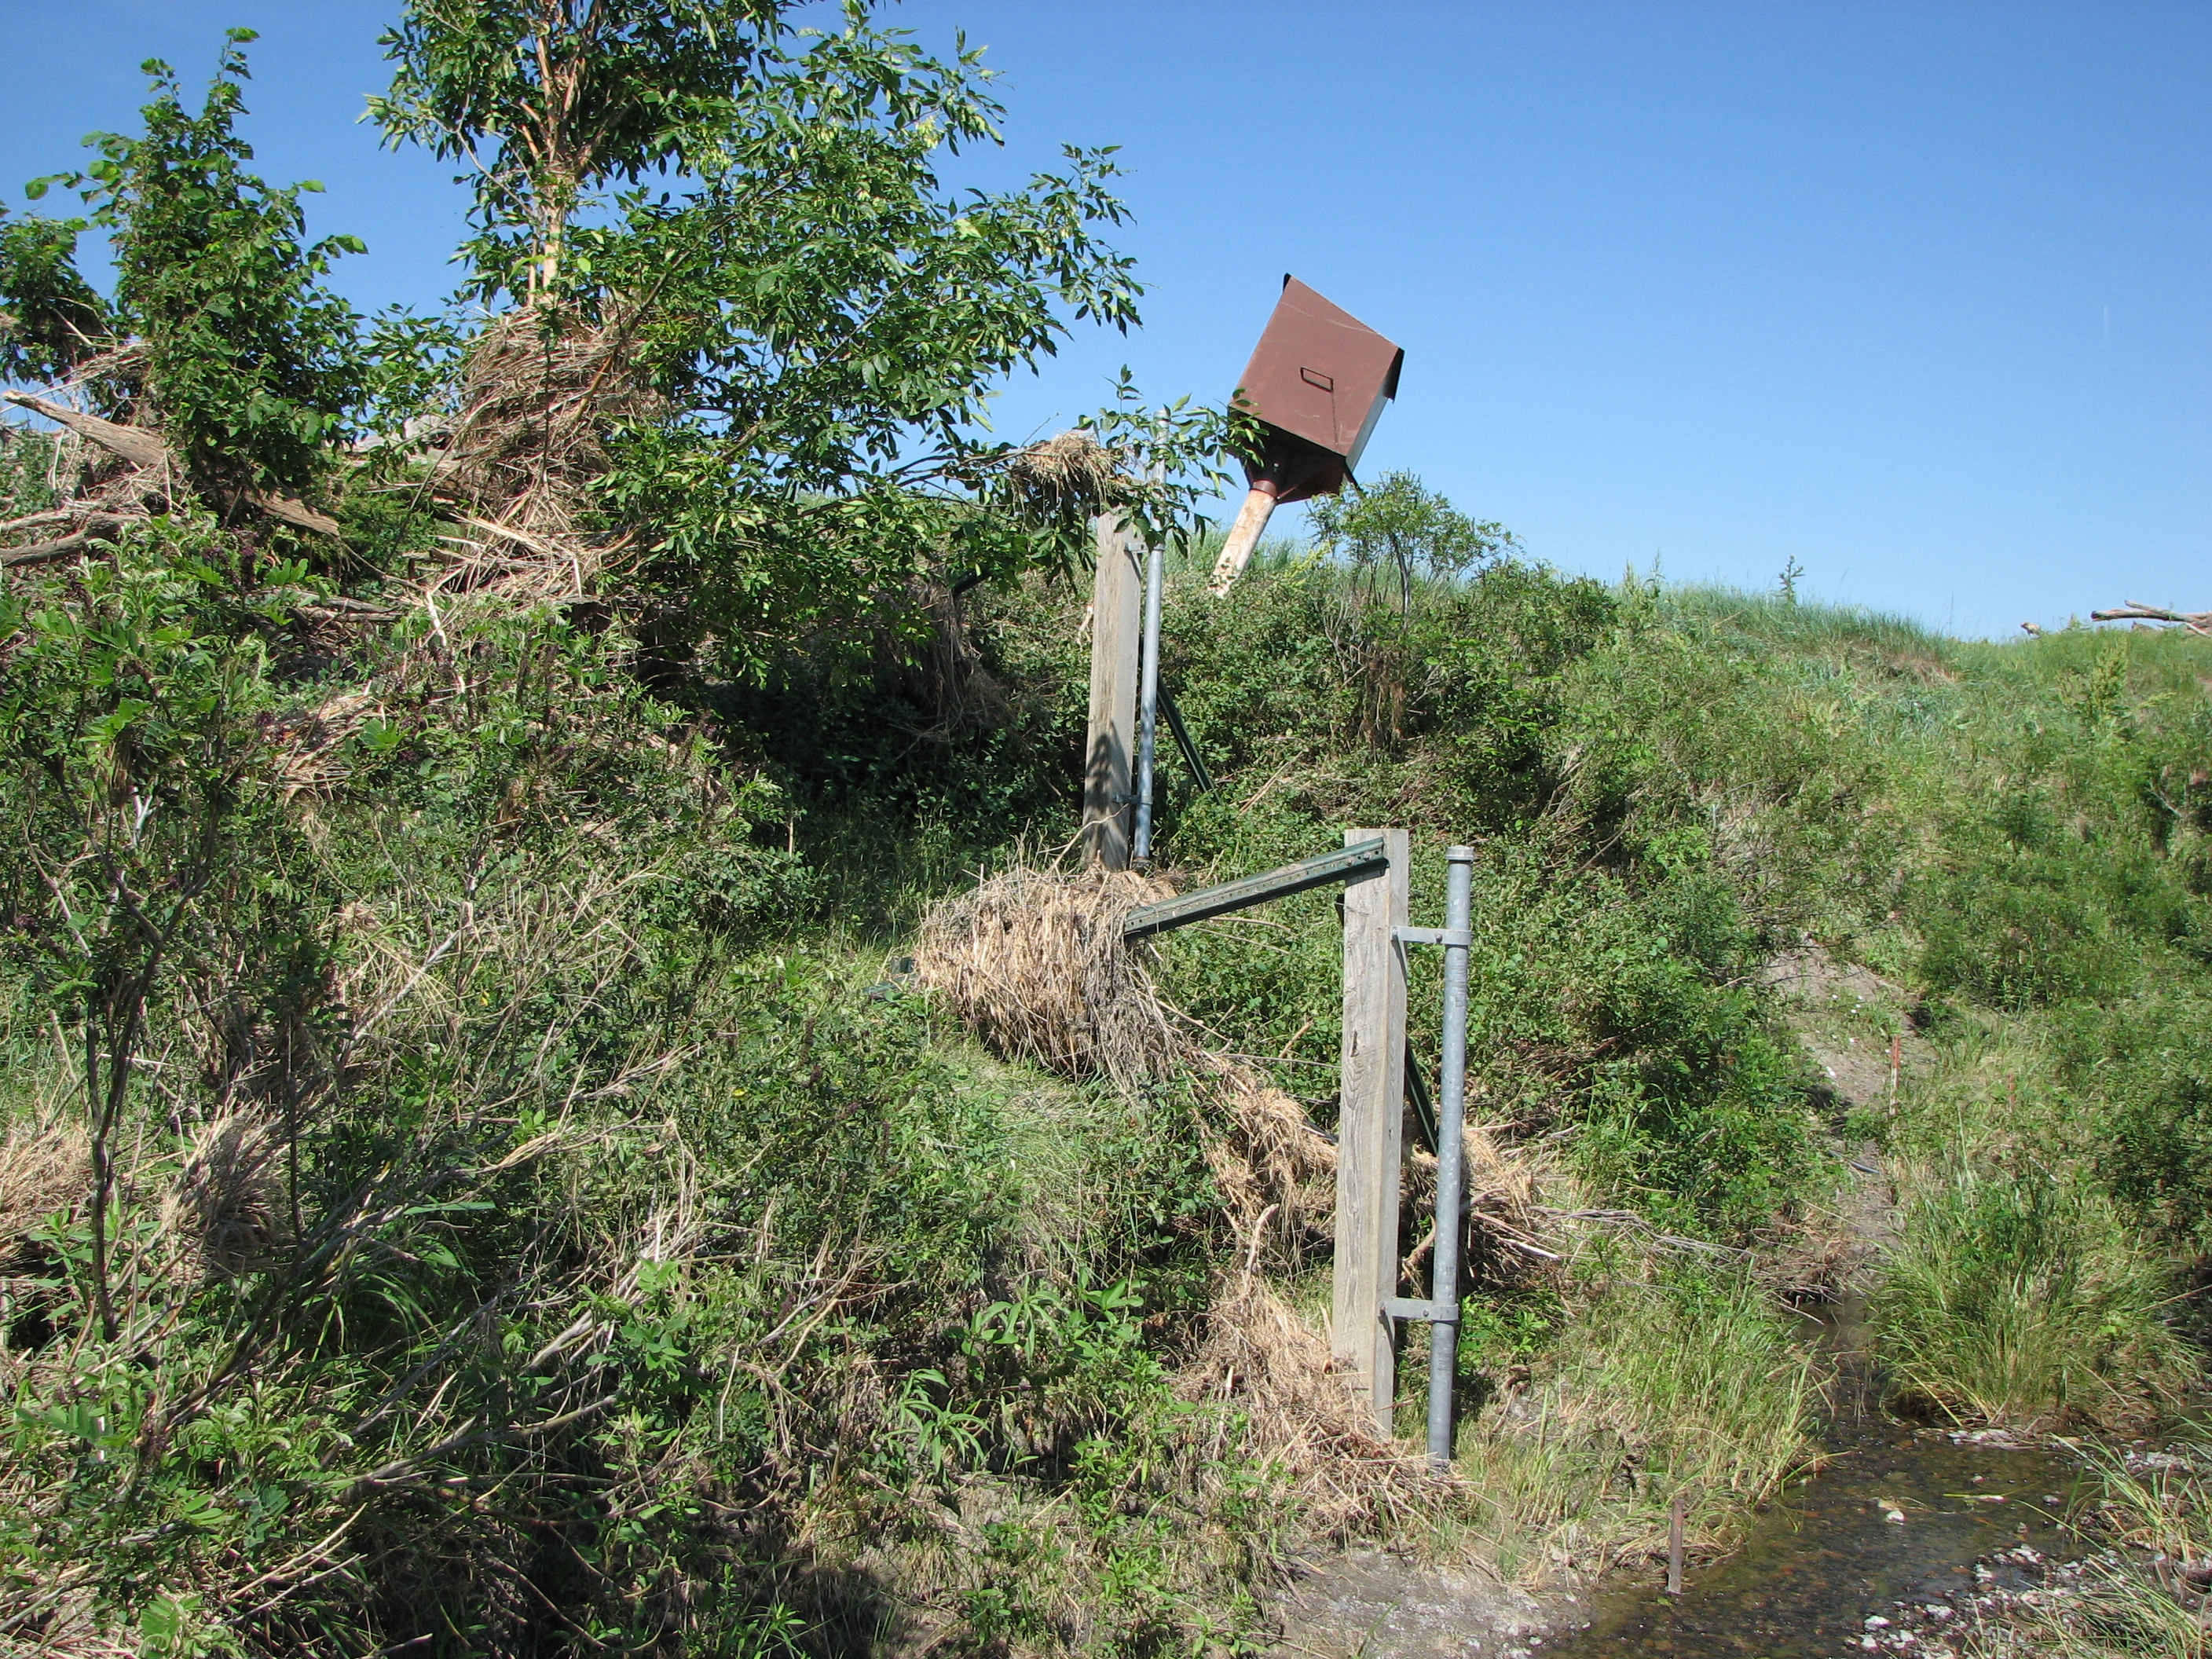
[1274,1551,1592,1659]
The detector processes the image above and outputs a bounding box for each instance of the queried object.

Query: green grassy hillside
[4,505,2205,1653]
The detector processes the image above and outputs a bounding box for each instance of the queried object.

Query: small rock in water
[1865,1615,1892,1628]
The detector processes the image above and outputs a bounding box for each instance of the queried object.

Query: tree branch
[2090,602,2212,636]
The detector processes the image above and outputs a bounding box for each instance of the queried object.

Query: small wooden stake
[1081,515,1143,869]
[1667,1492,1686,1595]
[1332,826,1408,1437]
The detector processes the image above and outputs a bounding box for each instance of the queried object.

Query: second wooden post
[1332,826,1409,1436]
[1081,515,1143,869]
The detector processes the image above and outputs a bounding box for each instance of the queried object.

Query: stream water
[1536,1297,2091,1657]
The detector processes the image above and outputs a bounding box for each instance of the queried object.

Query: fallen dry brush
[913,862,1182,1092]
[913,856,1448,1530]
[423,306,661,602]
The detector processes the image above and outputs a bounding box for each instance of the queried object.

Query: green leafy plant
[1308,468,1521,613]
[14,31,371,504]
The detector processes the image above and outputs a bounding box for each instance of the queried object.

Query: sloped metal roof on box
[1232,277,1403,471]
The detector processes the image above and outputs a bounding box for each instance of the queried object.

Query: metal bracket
[1123,837,1390,940]
[1393,926,1472,947]
[1383,1297,1460,1326]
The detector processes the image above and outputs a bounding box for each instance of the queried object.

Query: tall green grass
[1873,1158,2191,1430]
[1452,1267,1818,1578]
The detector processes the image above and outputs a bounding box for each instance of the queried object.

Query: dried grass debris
[1182,1270,1438,1538]
[914,862,1183,1090]
[1196,1055,1336,1253]
[1000,430,1127,524]
[163,1109,288,1279]
[0,1118,87,1273]
[430,306,661,599]
[269,689,383,798]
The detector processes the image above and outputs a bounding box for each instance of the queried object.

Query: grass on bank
[1448,1266,1818,1580]
[3,501,2208,1650]
[1873,1155,2191,1430]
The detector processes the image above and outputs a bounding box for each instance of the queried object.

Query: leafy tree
[1308,469,1520,614]
[3,30,371,507]
[372,0,788,306]
[374,1,1225,678]
[0,529,306,1338]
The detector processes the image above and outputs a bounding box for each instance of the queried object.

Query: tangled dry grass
[431,306,662,600]
[269,689,383,797]
[0,1118,86,1275]
[998,430,1128,526]
[914,863,1182,1090]
[1195,1056,1337,1254]
[912,859,1350,1255]
[1183,1269,1440,1536]
[162,1108,288,1279]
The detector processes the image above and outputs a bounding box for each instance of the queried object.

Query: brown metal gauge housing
[1210,276,1403,591]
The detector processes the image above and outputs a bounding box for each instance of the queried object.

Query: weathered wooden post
[1081,515,1144,869]
[1108,826,1412,1438]
[1332,826,1409,1436]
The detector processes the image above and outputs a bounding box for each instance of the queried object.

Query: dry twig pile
[914,858,1441,1526]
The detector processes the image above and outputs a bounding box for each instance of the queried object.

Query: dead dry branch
[2,388,338,537]
[2091,602,2212,636]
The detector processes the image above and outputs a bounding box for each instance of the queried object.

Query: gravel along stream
[1536,1423,2086,1657]
[1537,1295,2092,1657]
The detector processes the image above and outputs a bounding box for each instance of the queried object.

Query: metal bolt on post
[1425,845,1476,1474]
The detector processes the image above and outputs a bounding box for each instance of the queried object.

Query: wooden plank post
[1081,515,1143,870]
[1333,825,1409,1437]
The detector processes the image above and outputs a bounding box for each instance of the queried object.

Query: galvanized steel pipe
[1426,844,1476,1473]
[1132,518,1164,862]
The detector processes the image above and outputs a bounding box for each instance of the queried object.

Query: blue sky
[2,1,2204,639]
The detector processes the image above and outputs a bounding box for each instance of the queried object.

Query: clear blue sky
[2,1,2204,639]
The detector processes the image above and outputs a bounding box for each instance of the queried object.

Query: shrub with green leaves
[8,31,372,504]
